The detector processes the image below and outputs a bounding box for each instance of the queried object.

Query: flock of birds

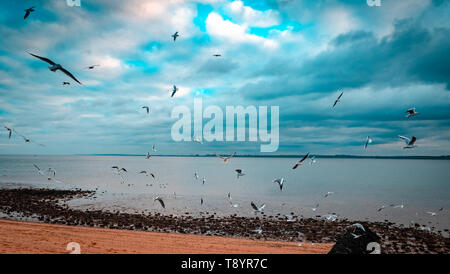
[1,5,443,237]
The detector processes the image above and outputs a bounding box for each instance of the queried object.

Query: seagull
[229,202,239,208]
[333,91,344,107]
[146,152,151,159]
[213,54,221,57]
[62,82,70,85]
[235,169,245,178]
[350,233,362,239]
[311,203,319,212]
[194,172,199,180]
[351,223,366,232]
[139,170,149,176]
[119,168,127,172]
[250,201,265,213]
[324,214,338,221]
[227,192,232,200]
[292,153,310,169]
[216,152,236,163]
[439,207,444,212]
[16,132,45,147]
[4,126,12,139]
[172,32,179,41]
[309,156,317,165]
[33,164,46,176]
[24,7,35,20]
[419,226,431,232]
[285,215,296,222]
[426,211,437,216]
[252,227,263,234]
[154,196,165,208]
[28,52,82,84]
[324,191,334,198]
[252,227,262,234]
[85,65,100,70]
[273,178,285,191]
[193,136,203,144]
[152,145,157,152]
[364,136,372,149]
[201,198,203,205]
[202,178,206,185]
[142,106,149,114]
[398,135,417,149]
[377,205,386,212]
[171,85,178,97]
[391,203,405,209]
[47,168,56,177]
[406,108,418,118]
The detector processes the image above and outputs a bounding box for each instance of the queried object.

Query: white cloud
[206,12,277,48]
[227,0,281,27]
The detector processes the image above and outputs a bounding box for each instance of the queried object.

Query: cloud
[206,12,278,48]
[226,0,281,27]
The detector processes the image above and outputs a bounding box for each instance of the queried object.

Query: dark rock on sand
[328,224,381,254]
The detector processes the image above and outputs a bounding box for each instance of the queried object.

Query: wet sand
[0,219,333,254]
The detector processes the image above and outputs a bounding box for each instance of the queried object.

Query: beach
[0,219,333,254]
[0,187,449,254]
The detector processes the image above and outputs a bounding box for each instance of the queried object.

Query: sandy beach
[0,219,333,254]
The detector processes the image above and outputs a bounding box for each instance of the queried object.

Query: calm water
[0,155,449,230]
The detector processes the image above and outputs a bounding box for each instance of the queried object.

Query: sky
[0,0,449,156]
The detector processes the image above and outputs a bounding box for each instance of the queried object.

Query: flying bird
[235,169,245,178]
[398,135,417,149]
[406,108,418,118]
[213,54,221,57]
[377,205,386,212]
[250,201,265,213]
[351,223,366,232]
[47,168,56,177]
[391,203,404,209]
[351,233,362,239]
[426,211,436,216]
[85,65,100,70]
[62,82,70,85]
[364,136,372,149]
[28,52,82,84]
[252,227,263,234]
[311,203,320,212]
[324,191,334,198]
[171,85,178,97]
[292,153,309,169]
[24,7,35,19]
[200,198,203,205]
[33,164,45,176]
[333,91,344,107]
[4,126,12,139]
[310,156,317,164]
[152,145,157,152]
[154,196,165,208]
[142,106,149,114]
[172,32,179,41]
[273,178,285,191]
[194,172,199,180]
[216,152,236,163]
[139,171,155,178]
[202,178,206,185]
[16,132,45,147]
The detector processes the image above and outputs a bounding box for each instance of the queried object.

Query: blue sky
[0,0,449,155]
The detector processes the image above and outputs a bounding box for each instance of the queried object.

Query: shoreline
[0,219,333,254]
[0,187,449,254]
